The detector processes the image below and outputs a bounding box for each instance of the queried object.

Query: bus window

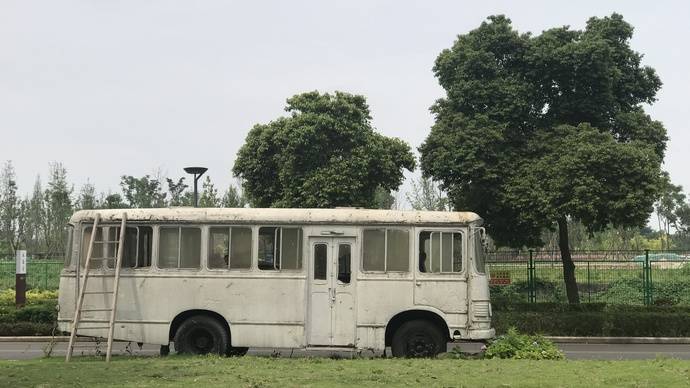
[158,227,201,269]
[363,228,409,272]
[209,227,252,269]
[338,244,351,283]
[81,226,104,268]
[314,244,327,280]
[419,231,463,273]
[258,227,303,270]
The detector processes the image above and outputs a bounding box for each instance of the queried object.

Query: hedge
[493,303,690,337]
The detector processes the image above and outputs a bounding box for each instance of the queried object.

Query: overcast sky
[1,1,688,202]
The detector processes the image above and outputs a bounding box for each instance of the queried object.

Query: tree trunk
[558,217,580,304]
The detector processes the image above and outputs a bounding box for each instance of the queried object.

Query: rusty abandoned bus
[58,208,494,357]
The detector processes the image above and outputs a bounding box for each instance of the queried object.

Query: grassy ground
[1,356,690,387]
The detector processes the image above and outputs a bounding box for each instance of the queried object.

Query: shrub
[484,328,564,360]
[0,289,58,305]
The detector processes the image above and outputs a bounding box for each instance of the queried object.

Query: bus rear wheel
[174,315,229,356]
[391,319,445,358]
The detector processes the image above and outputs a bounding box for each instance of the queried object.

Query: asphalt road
[2,341,690,360]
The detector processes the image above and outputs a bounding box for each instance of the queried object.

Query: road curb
[546,336,690,344]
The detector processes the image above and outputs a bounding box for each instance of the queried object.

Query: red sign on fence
[490,270,511,285]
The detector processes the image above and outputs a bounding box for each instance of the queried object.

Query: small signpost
[15,250,27,307]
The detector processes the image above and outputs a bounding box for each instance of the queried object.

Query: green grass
[1,356,690,387]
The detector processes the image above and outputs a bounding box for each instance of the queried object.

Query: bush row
[493,309,690,337]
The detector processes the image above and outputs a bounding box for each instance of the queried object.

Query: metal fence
[0,258,64,290]
[488,250,690,305]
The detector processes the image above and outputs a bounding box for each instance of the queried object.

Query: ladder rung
[77,326,111,330]
[83,291,114,294]
[80,308,112,312]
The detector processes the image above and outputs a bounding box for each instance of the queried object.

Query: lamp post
[184,167,208,207]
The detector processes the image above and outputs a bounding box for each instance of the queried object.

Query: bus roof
[69,208,482,226]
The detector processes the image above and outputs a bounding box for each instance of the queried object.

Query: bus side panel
[355,278,413,350]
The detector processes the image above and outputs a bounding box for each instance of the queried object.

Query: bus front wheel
[174,315,229,356]
[391,319,445,358]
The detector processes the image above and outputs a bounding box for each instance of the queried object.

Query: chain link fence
[0,257,64,290]
[488,250,690,305]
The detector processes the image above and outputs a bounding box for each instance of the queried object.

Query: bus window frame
[206,225,254,272]
[155,224,203,271]
[256,225,304,273]
[415,227,467,278]
[359,227,412,274]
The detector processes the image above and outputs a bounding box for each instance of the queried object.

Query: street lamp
[184,167,208,207]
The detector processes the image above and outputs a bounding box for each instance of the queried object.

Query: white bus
[58,208,494,357]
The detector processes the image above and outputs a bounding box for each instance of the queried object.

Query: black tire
[228,346,249,357]
[174,315,229,356]
[391,319,446,358]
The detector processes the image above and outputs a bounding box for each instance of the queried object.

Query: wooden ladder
[66,212,128,362]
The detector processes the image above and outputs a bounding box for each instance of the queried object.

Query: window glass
[258,227,303,270]
[474,233,486,274]
[362,229,385,271]
[420,231,463,273]
[180,228,201,268]
[137,227,153,267]
[81,227,104,268]
[63,226,74,268]
[453,233,463,272]
[281,228,302,270]
[158,227,179,268]
[230,227,252,269]
[338,244,351,283]
[258,227,277,270]
[386,229,409,272]
[314,244,327,280]
[209,227,230,269]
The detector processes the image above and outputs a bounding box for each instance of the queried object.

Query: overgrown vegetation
[484,328,564,360]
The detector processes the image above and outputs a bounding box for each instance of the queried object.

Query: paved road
[3,341,690,360]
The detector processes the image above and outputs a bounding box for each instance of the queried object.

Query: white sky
[1,1,688,202]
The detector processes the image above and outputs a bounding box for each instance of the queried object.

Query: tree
[0,161,22,255]
[44,163,73,257]
[24,177,46,253]
[120,175,167,208]
[166,177,190,206]
[407,176,450,211]
[198,176,221,207]
[102,193,128,209]
[420,14,666,303]
[233,91,416,208]
[222,181,248,208]
[373,187,396,209]
[76,180,99,210]
[654,172,686,249]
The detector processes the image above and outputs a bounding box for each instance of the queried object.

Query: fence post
[587,261,591,303]
[528,250,536,304]
[643,249,651,306]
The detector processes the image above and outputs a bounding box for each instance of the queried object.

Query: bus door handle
[329,288,336,302]
[415,281,421,287]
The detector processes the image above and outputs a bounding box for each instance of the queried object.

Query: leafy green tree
[120,175,167,208]
[44,163,73,257]
[654,172,686,249]
[420,14,666,303]
[102,193,129,209]
[199,176,221,207]
[24,177,46,253]
[0,161,22,255]
[222,181,248,208]
[76,180,99,210]
[407,176,450,211]
[166,177,191,206]
[233,91,416,208]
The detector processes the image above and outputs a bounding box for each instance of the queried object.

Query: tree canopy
[233,91,416,208]
[419,14,667,303]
